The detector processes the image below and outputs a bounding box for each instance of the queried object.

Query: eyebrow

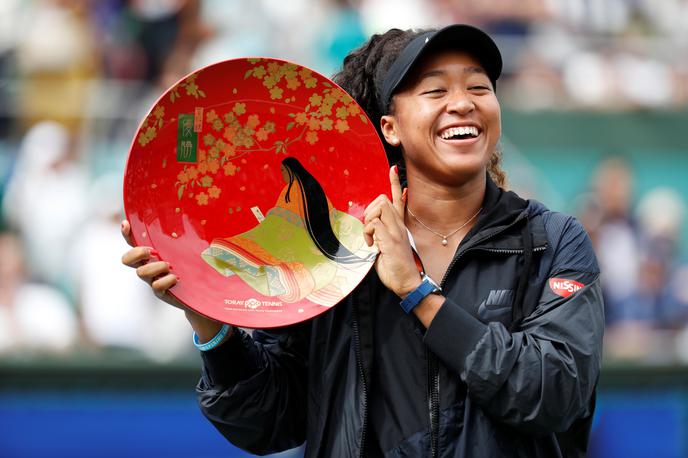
[418,66,487,81]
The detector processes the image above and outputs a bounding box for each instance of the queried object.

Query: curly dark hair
[332,28,507,188]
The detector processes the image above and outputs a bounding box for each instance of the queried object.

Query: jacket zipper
[352,308,368,458]
[426,213,544,457]
[479,246,547,255]
[439,212,539,287]
[427,348,440,458]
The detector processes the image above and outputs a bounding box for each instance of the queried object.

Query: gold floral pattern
[161,58,370,207]
[170,74,206,102]
[137,105,165,146]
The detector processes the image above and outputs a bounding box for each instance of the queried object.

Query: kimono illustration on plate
[201,157,376,307]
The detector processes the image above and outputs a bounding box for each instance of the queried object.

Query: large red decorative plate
[123,58,389,328]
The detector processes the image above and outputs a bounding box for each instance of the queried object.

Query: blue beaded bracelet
[193,324,231,351]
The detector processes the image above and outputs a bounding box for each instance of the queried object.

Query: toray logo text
[548,278,585,298]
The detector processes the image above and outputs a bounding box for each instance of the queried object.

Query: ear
[380,115,401,147]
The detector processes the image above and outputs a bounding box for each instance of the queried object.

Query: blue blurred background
[1,0,687,457]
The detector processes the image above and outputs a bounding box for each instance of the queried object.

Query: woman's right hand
[120,220,184,309]
[120,220,227,341]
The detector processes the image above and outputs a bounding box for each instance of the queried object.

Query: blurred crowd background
[1,0,687,367]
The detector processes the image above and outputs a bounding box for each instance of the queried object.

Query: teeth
[440,126,479,139]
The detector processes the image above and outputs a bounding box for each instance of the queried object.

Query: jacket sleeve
[423,216,604,433]
[196,321,311,455]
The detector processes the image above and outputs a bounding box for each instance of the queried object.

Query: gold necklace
[407,205,482,246]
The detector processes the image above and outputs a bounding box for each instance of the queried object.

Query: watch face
[423,275,441,292]
[124,57,389,328]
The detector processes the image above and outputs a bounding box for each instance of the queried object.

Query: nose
[446,89,474,115]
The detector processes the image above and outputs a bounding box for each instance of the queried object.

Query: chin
[443,157,488,177]
[435,166,486,187]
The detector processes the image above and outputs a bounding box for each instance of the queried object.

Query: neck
[404,171,486,234]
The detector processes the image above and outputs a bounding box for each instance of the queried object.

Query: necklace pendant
[441,238,448,246]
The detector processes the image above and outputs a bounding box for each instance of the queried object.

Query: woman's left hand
[363,166,422,298]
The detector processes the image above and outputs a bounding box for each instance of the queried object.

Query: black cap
[377,24,503,114]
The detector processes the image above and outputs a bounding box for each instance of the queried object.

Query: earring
[388,137,400,146]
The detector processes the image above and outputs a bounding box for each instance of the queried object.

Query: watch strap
[399,275,441,314]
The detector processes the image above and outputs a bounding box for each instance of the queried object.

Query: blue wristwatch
[399,274,442,314]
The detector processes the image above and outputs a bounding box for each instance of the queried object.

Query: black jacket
[196,177,604,457]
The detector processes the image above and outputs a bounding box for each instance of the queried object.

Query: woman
[201,157,376,306]
[122,24,603,457]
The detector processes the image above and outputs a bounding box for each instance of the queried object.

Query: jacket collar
[459,174,547,252]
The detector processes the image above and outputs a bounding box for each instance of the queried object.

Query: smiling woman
[121,23,604,458]
[380,50,502,190]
